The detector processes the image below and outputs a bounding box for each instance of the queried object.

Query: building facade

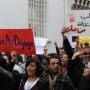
[28,0,66,53]
[28,0,47,38]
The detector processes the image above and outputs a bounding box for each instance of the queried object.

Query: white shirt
[13,64,23,73]
[24,78,39,90]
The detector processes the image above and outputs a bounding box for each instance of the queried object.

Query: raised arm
[54,41,59,55]
[67,49,84,87]
[61,26,74,59]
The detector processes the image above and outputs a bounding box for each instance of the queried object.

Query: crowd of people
[0,26,90,90]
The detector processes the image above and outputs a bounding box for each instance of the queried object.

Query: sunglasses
[83,52,90,55]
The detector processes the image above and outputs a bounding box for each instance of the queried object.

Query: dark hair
[0,56,6,68]
[60,47,64,50]
[4,53,12,61]
[37,55,42,62]
[48,53,60,65]
[25,58,44,77]
[84,42,89,47]
[41,59,48,66]
[17,54,23,63]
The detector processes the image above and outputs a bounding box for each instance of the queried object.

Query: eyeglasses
[83,52,90,55]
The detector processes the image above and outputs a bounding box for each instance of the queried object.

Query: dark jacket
[78,75,90,90]
[0,66,15,90]
[63,38,85,86]
[12,70,23,90]
[55,46,59,56]
[19,76,49,90]
[67,58,85,87]
[45,74,77,90]
[63,38,74,59]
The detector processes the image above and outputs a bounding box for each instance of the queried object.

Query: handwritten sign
[0,29,36,55]
[35,37,48,46]
[66,10,90,36]
[34,37,48,54]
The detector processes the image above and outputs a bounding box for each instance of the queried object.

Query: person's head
[24,55,32,61]
[43,46,48,53]
[25,58,43,77]
[84,42,89,47]
[3,55,10,64]
[37,55,42,62]
[17,54,23,63]
[41,59,49,77]
[83,62,90,77]
[48,54,60,75]
[61,54,68,66]
[82,47,90,65]
[5,53,12,61]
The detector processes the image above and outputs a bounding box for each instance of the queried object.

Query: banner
[0,29,36,55]
[66,10,90,36]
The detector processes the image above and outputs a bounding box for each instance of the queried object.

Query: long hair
[25,58,44,77]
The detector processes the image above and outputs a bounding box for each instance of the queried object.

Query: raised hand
[54,41,58,47]
[11,51,17,63]
[61,26,67,39]
[72,49,84,60]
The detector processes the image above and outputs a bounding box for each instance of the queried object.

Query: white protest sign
[35,46,44,55]
[65,10,90,36]
[34,37,48,54]
[34,37,48,46]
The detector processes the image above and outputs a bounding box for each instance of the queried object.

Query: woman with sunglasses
[67,49,90,90]
[19,58,49,90]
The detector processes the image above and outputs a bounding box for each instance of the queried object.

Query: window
[28,0,47,38]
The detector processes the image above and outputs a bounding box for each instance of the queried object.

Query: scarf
[48,71,61,90]
[62,65,67,74]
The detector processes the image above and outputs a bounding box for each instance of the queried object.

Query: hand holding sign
[61,26,67,39]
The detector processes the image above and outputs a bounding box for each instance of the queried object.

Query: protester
[54,41,65,59]
[41,59,49,77]
[19,58,49,90]
[78,65,90,90]
[0,56,15,90]
[13,52,24,74]
[43,46,48,58]
[45,54,77,90]
[0,66,15,90]
[60,26,90,87]
[23,55,32,65]
[68,49,90,90]
[61,53,68,74]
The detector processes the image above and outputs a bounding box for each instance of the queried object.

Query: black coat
[67,58,85,87]
[0,66,15,90]
[78,75,90,90]
[19,76,49,90]
[45,74,77,90]
[63,38,85,87]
